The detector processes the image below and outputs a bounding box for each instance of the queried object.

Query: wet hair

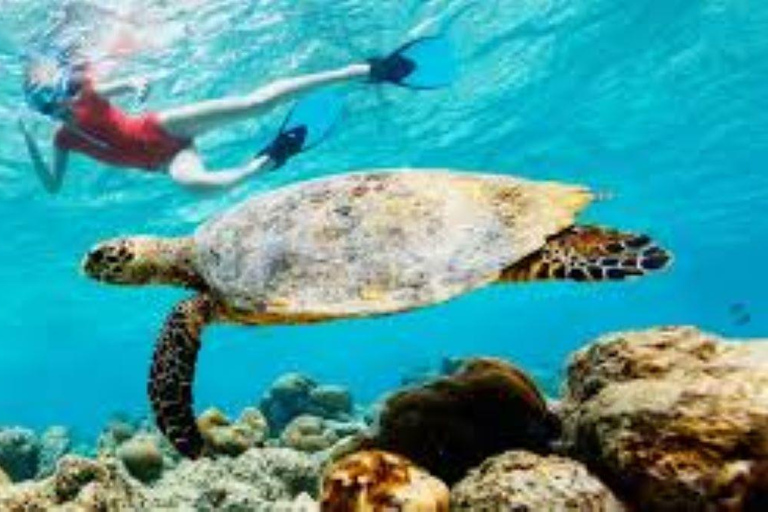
[23,56,84,118]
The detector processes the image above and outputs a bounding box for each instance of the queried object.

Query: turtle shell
[193,170,592,321]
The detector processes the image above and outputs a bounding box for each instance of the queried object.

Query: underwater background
[0,0,765,441]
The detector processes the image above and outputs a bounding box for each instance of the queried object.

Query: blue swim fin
[258,90,344,168]
[369,35,457,90]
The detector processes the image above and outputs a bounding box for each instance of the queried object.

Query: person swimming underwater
[19,36,456,193]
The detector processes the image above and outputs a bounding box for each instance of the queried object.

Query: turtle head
[83,236,203,288]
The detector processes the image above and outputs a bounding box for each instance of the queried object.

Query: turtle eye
[83,244,126,282]
[89,248,106,264]
[83,248,109,279]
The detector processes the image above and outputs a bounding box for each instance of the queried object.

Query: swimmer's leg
[167,147,275,190]
[156,64,370,140]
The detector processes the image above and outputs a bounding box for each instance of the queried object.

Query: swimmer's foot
[258,126,308,169]
[257,90,344,169]
[368,35,457,89]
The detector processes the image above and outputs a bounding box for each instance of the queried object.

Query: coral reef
[0,448,320,510]
[0,426,72,483]
[116,434,165,483]
[2,326,766,510]
[282,415,340,453]
[96,416,139,457]
[320,450,449,511]
[37,426,72,479]
[309,385,353,419]
[0,427,40,482]
[0,455,144,510]
[148,448,319,509]
[562,326,768,511]
[260,373,354,432]
[239,407,270,442]
[260,373,317,432]
[54,456,140,507]
[282,415,367,454]
[451,450,625,511]
[197,407,269,457]
[367,357,560,484]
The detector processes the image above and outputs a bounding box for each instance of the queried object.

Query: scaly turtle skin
[82,169,672,458]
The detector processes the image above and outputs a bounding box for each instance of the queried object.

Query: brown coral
[368,357,560,484]
[320,450,448,512]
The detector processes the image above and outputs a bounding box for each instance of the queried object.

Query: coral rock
[37,426,72,479]
[197,407,268,457]
[117,434,164,483]
[282,415,340,453]
[0,427,41,482]
[272,373,317,402]
[148,447,319,509]
[321,450,449,512]
[261,373,356,434]
[238,407,270,442]
[198,407,230,431]
[198,408,244,456]
[261,373,317,432]
[451,450,625,511]
[54,456,117,501]
[206,425,252,457]
[0,449,318,510]
[48,456,144,509]
[309,385,353,418]
[562,326,768,511]
[96,416,138,456]
[0,466,9,487]
[369,357,560,484]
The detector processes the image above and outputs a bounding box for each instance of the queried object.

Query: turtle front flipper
[149,294,219,458]
[501,225,672,282]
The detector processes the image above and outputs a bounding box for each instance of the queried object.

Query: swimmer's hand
[17,118,30,136]
[131,77,151,104]
[17,118,37,146]
[17,118,68,194]
[96,76,152,105]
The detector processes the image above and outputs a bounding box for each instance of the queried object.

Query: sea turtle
[82,169,672,458]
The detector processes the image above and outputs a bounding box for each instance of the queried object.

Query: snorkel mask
[23,55,81,119]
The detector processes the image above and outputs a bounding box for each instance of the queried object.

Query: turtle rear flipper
[501,225,672,283]
[149,294,219,458]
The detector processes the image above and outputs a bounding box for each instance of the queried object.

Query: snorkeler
[19,36,456,193]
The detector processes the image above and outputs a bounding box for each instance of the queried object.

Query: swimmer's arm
[168,148,275,190]
[95,77,151,103]
[18,120,69,194]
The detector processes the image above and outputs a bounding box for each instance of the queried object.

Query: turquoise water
[0,0,766,439]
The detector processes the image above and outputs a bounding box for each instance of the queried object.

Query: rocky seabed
[0,326,765,511]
